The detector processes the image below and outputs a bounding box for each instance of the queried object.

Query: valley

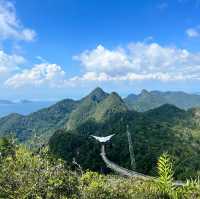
[1,88,200,180]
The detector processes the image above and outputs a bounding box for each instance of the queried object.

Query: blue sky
[1,0,200,100]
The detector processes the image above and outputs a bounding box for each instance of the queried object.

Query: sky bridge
[91,133,184,186]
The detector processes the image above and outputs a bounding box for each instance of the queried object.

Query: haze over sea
[0,101,56,117]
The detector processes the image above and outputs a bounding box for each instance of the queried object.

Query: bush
[1,140,200,199]
[80,171,112,199]
[0,146,80,199]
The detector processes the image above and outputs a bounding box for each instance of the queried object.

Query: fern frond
[156,152,176,197]
[157,153,174,184]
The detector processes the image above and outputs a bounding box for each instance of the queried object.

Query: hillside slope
[0,99,78,141]
[49,104,200,180]
[1,87,200,148]
[0,87,127,142]
[66,87,109,130]
[124,90,200,111]
[93,92,128,122]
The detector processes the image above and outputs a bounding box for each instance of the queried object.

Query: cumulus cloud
[74,42,200,82]
[0,0,36,41]
[0,50,25,74]
[70,72,198,82]
[5,42,200,89]
[5,63,66,88]
[73,45,131,75]
[186,27,200,38]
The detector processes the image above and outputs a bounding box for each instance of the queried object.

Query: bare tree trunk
[126,125,136,170]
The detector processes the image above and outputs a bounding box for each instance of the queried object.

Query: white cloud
[70,72,112,81]
[0,50,25,74]
[70,72,199,82]
[5,41,200,89]
[5,63,66,88]
[73,45,132,75]
[186,28,200,38]
[21,29,36,42]
[0,0,36,41]
[74,42,200,82]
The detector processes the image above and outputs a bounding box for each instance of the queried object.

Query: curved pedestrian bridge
[101,144,151,180]
[91,134,184,186]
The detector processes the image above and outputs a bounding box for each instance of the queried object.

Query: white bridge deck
[100,144,184,186]
[101,145,152,180]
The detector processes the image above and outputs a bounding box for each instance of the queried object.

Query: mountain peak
[87,87,108,102]
[141,89,149,95]
[91,87,105,95]
[93,92,128,121]
[66,87,108,130]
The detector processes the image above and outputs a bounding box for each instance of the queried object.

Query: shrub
[0,146,80,199]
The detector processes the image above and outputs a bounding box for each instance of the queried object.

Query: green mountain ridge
[1,87,200,147]
[0,88,128,142]
[1,87,200,179]
[93,92,128,122]
[124,90,200,111]
[49,103,200,179]
[66,87,109,130]
[0,99,78,141]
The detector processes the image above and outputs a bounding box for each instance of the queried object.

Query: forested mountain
[66,87,109,130]
[49,103,200,180]
[0,87,128,141]
[66,89,128,130]
[1,87,200,180]
[124,89,200,111]
[0,99,78,142]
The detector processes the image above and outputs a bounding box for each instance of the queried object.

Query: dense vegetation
[1,87,200,143]
[1,137,200,199]
[1,87,200,197]
[124,89,200,111]
[49,104,200,180]
[0,99,78,142]
[1,88,200,181]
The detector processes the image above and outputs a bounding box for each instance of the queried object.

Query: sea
[0,101,56,118]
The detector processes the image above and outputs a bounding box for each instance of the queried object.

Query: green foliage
[93,92,128,122]
[0,137,15,158]
[2,87,200,144]
[0,99,77,142]
[1,142,200,199]
[80,171,111,199]
[157,153,174,192]
[124,90,200,111]
[152,153,200,199]
[2,87,200,181]
[155,153,177,198]
[0,145,80,199]
[66,87,109,129]
[79,169,200,199]
[181,179,200,198]
[49,104,200,179]
[79,171,157,199]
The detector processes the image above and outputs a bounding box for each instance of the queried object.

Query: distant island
[0,99,33,104]
[0,100,14,104]
[19,100,33,104]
